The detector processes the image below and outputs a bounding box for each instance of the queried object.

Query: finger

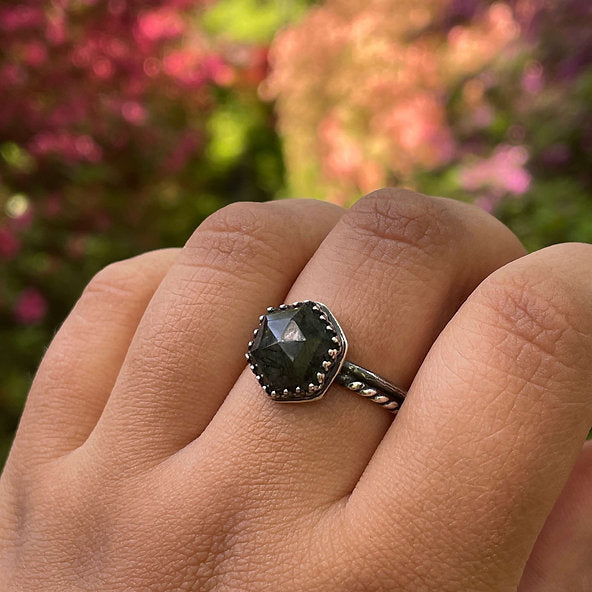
[192,189,525,508]
[352,243,592,591]
[519,439,592,591]
[88,199,344,465]
[9,249,179,465]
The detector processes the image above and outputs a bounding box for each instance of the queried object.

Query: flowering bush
[264,0,592,249]
[0,0,304,462]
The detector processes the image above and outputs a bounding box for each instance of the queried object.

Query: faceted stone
[249,302,338,397]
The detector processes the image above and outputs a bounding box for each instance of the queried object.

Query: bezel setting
[246,300,348,403]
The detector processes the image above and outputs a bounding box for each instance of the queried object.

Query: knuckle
[195,201,269,243]
[475,249,592,376]
[84,258,142,300]
[182,201,285,277]
[75,250,176,327]
[342,187,467,262]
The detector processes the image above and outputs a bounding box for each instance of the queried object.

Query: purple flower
[14,288,47,325]
[461,144,532,198]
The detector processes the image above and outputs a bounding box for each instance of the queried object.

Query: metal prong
[295,386,301,394]
[270,390,277,397]
[312,305,319,311]
[249,364,255,371]
[255,375,261,380]
[283,389,289,396]
[248,340,253,348]
[262,385,268,392]
[331,336,339,343]
[372,394,389,404]
[326,325,334,332]
[348,381,364,391]
[253,328,259,336]
[317,372,325,383]
[279,304,288,309]
[328,348,338,358]
[319,314,327,321]
[244,353,250,360]
[383,401,399,410]
[259,315,265,322]
[266,306,275,312]
[308,383,317,393]
[322,360,331,371]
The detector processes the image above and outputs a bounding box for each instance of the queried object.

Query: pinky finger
[7,249,179,468]
[519,439,592,591]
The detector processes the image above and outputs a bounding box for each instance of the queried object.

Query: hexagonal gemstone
[249,302,337,397]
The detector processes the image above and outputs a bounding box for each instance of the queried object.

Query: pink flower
[0,64,25,86]
[472,104,494,128]
[108,0,126,16]
[48,99,88,127]
[319,115,362,178]
[136,8,185,43]
[14,288,47,325]
[0,227,21,260]
[461,144,532,198]
[379,95,455,171]
[121,101,147,125]
[46,13,66,45]
[92,58,114,79]
[30,132,102,163]
[473,195,497,213]
[163,49,206,87]
[522,61,543,94]
[143,57,161,77]
[23,41,48,67]
[0,6,44,33]
[241,46,269,85]
[201,55,235,86]
[75,135,102,162]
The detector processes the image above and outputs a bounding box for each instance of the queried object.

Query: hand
[1,189,591,591]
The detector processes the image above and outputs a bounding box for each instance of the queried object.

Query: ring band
[245,300,407,414]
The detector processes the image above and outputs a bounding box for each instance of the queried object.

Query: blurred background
[1,0,591,465]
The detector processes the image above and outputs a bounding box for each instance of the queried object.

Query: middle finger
[196,188,526,505]
[88,198,343,465]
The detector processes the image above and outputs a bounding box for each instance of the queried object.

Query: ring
[245,300,407,414]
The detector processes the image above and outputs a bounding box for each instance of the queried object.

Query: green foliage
[498,180,592,252]
[203,0,309,42]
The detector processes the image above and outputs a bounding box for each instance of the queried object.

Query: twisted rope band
[335,361,407,414]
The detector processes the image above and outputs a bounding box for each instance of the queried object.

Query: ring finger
[188,188,527,505]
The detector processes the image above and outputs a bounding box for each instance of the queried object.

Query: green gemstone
[249,302,337,398]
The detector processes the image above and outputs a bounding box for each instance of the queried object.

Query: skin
[0,188,591,591]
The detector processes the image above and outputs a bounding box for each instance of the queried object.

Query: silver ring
[245,300,407,414]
